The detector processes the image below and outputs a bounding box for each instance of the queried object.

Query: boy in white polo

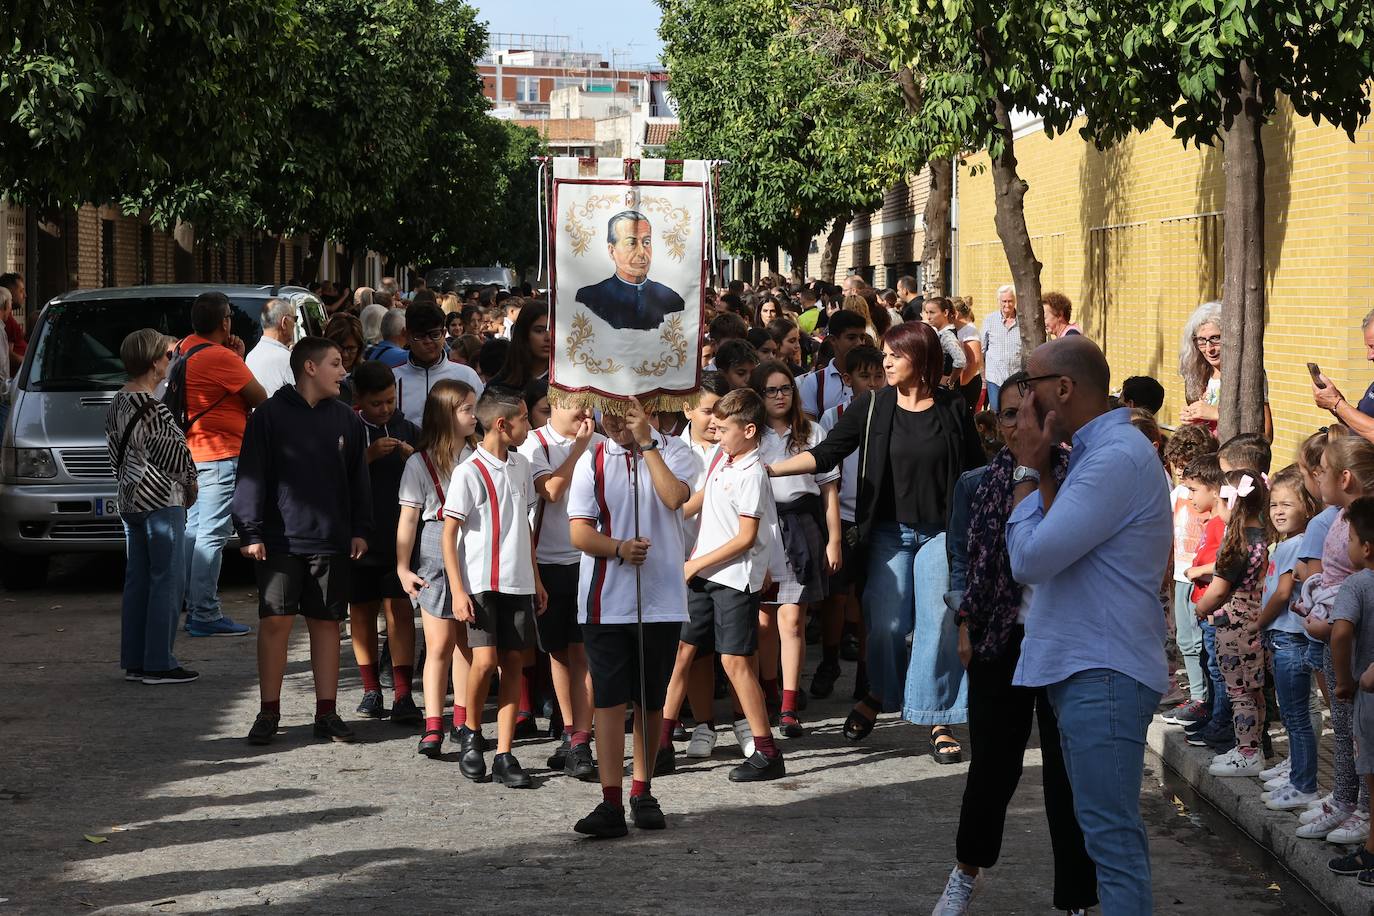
[529,402,603,780]
[441,389,546,789]
[568,397,696,838]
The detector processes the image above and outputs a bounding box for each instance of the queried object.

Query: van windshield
[25,297,263,391]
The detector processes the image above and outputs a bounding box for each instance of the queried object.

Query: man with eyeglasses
[392,303,484,429]
[1003,335,1172,915]
[245,298,297,397]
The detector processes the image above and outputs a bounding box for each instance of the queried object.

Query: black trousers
[955,628,1098,910]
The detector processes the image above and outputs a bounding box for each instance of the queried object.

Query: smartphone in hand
[1309,362,1326,388]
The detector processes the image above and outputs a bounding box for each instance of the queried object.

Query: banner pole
[630,443,652,789]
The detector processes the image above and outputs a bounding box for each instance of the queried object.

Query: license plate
[95,498,117,517]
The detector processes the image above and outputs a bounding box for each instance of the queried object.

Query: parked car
[0,284,325,590]
[424,266,517,293]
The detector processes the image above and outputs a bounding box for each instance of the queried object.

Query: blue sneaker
[186,616,252,637]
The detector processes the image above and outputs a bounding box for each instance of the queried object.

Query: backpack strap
[179,343,231,431]
[114,398,158,472]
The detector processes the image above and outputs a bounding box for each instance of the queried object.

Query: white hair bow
[1220,474,1257,511]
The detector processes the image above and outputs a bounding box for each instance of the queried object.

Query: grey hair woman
[359,303,388,346]
[1177,300,1272,440]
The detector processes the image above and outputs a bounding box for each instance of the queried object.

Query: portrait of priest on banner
[575,209,686,331]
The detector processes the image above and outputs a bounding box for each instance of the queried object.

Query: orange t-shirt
[178,334,254,463]
[1189,515,1226,604]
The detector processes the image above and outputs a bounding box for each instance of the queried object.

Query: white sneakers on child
[1265,784,1321,811]
[1299,794,1336,825]
[1259,756,1291,782]
[686,722,718,758]
[731,718,755,759]
[1327,809,1372,845]
[1208,748,1265,777]
[1297,801,1356,838]
[931,866,981,915]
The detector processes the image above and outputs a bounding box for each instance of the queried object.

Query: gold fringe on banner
[549,387,701,416]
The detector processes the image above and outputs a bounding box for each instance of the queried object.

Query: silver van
[0,284,326,589]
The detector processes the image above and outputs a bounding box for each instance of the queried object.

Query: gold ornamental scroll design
[563,190,693,261]
[630,315,688,378]
[564,313,690,379]
[565,313,623,374]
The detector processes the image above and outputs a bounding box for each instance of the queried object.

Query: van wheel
[0,551,48,590]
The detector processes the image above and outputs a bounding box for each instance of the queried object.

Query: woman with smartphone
[1177,301,1273,441]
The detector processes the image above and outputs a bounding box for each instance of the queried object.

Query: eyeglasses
[1015,374,1061,397]
[340,345,360,356]
[996,407,1019,427]
[1193,334,1223,350]
[416,329,445,341]
[762,384,794,399]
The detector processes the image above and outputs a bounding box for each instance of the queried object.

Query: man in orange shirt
[181,292,268,637]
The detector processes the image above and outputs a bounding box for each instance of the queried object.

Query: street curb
[1148,721,1369,916]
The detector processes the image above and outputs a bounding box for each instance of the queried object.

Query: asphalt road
[0,554,1330,914]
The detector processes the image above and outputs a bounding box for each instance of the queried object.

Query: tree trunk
[819,215,850,284]
[986,88,1044,358]
[788,228,811,286]
[300,235,326,285]
[922,158,953,297]
[1218,59,1267,441]
[173,221,196,283]
[766,249,780,279]
[254,234,281,286]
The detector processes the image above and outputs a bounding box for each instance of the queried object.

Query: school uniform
[529,423,605,653]
[443,446,539,650]
[392,356,484,429]
[820,403,860,590]
[397,445,472,618]
[677,425,719,557]
[685,446,778,656]
[353,409,421,603]
[567,431,696,709]
[796,359,851,419]
[759,423,839,605]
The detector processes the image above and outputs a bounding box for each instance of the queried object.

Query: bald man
[1001,336,1172,915]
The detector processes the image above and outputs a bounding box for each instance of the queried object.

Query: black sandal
[843,694,882,742]
[417,728,444,759]
[930,726,962,764]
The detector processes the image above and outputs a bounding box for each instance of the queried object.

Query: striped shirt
[443,446,537,595]
[104,391,196,514]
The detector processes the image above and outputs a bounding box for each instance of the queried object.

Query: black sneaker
[840,632,860,661]
[247,712,280,745]
[459,727,487,781]
[390,694,422,726]
[547,734,572,770]
[810,663,840,699]
[630,793,666,830]
[565,742,597,781]
[574,801,628,838]
[124,669,145,682]
[141,667,199,685]
[729,750,786,782]
[492,752,533,789]
[1330,847,1374,875]
[356,690,387,718]
[672,722,690,742]
[313,712,356,743]
[654,744,677,777]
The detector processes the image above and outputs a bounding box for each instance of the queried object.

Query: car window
[23,297,263,391]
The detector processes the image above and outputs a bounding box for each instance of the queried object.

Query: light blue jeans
[1048,668,1159,916]
[1265,631,1317,794]
[862,521,966,722]
[121,507,187,672]
[985,381,1002,412]
[1172,581,1206,702]
[184,457,237,624]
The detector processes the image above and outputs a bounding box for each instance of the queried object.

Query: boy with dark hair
[708,311,749,345]
[1218,432,1272,476]
[799,310,867,418]
[442,389,546,788]
[1180,454,1234,751]
[348,360,422,723]
[392,303,483,427]
[1121,376,1166,414]
[477,338,511,383]
[1330,497,1374,880]
[233,337,373,745]
[714,339,760,391]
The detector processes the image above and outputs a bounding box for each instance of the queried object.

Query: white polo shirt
[528,423,605,566]
[820,404,858,523]
[759,423,839,505]
[398,446,472,522]
[442,446,537,595]
[796,359,851,418]
[245,336,295,397]
[567,431,695,625]
[678,425,719,556]
[690,447,777,593]
[393,356,484,429]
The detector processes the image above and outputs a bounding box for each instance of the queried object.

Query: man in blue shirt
[1005,335,1172,916]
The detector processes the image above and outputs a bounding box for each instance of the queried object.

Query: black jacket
[807,386,985,544]
[231,385,373,555]
[358,408,420,565]
[575,274,686,331]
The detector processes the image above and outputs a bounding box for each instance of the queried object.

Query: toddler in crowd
[1329,496,1374,882]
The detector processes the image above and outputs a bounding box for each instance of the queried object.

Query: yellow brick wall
[957,98,1374,461]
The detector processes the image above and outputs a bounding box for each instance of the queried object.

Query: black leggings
[955,629,1098,910]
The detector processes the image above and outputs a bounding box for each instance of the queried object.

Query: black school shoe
[810,663,840,699]
[729,750,786,782]
[514,713,540,740]
[654,744,677,777]
[1330,848,1374,875]
[314,712,356,743]
[565,742,597,781]
[547,734,571,770]
[247,712,280,745]
[390,694,422,726]
[141,667,199,685]
[630,794,666,830]
[459,728,487,780]
[356,691,387,718]
[124,669,145,682]
[574,802,628,838]
[418,728,444,759]
[492,753,534,788]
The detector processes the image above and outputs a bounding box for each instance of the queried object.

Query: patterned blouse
[104,391,196,513]
[1216,526,1269,623]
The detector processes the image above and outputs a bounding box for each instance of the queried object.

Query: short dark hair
[523,377,549,412]
[1347,496,1374,546]
[478,338,511,378]
[709,311,748,342]
[475,389,525,430]
[1182,453,1225,489]
[190,291,231,335]
[713,388,766,431]
[699,371,730,398]
[924,297,955,318]
[289,336,340,379]
[0,272,19,292]
[607,210,651,244]
[880,321,943,393]
[714,338,759,373]
[746,327,773,352]
[1219,432,1272,475]
[842,345,883,375]
[1121,376,1165,413]
[411,288,438,307]
[351,359,396,397]
[827,309,867,339]
[897,276,919,295]
[405,302,445,334]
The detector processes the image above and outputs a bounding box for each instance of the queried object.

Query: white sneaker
[1210,748,1238,765]
[931,866,981,915]
[1263,774,1289,791]
[732,718,755,759]
[1266,784,1321,811]
[1296,802,1354,838]
[1260,781,1287,802]
[1300,793,1335,823]
[1326,809,1371,844]
[685,722,718,758]
[1208,748,1264,777]
[1260,756,1291,781]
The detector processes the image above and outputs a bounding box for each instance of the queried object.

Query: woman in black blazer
[770,321,985,758]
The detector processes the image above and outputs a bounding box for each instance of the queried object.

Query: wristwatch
[637,438,659,451]
[1012,465,1040,485]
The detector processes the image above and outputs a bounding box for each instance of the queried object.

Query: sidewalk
[1149,717,1370,916]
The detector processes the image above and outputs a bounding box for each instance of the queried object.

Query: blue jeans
[1048,668,1159,916]
[184,457,237,624]
[862,521,966,721]
[1199,620,1232,725]
[121,507,187,672]
[1265,631,1317,793]
[986,381,1002,412]
[1172,581,1206,702]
